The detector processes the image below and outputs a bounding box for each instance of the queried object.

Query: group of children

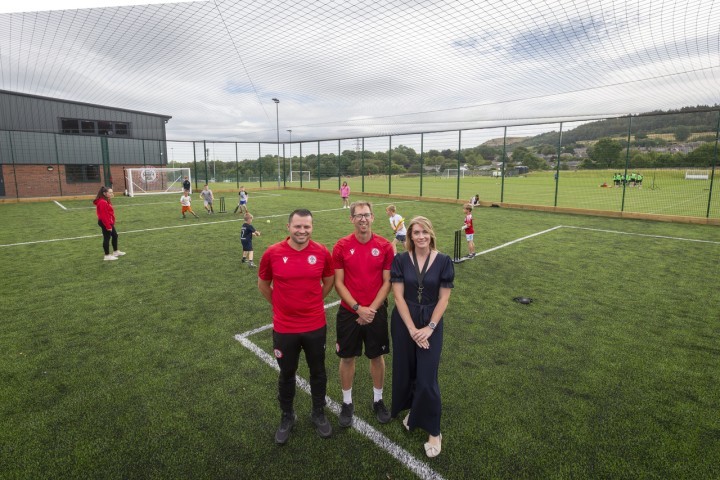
[384,203,475,258]
[183,178,476,268]
[180,182,259,267]
[342,181,477,258]
[612,172,644,187]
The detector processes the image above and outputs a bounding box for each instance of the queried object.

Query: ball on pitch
[266,219,271,223]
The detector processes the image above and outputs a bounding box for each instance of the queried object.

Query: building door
[0,165,5,197]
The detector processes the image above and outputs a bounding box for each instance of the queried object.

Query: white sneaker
[104,255,118,261]
[112,251,126,256]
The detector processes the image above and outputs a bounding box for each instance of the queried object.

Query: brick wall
[0,164,152,198]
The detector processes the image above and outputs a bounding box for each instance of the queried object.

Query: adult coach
[390,216,454,458]
[93,186,125,261]
[258,209,335,445]
[333,201,394,427]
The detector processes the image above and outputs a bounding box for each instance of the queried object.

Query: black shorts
[335,301,389,359]
[241,238,253,252]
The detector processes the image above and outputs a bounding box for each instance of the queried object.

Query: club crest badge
[274,349,283,358]
[307,255,317,265]
[371,248,380,256]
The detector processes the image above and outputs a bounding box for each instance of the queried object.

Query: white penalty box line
[235,300,445,480]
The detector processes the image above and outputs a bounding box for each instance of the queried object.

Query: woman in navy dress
[390,216,454,458]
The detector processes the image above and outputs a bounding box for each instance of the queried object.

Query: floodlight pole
[287,129,292,181]
[272,98,280,186]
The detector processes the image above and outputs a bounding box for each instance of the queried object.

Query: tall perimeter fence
[1,110,719,223]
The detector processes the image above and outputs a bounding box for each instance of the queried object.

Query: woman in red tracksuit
[94,186,125,261]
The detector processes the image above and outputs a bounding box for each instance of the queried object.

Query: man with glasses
[332,201,394,427]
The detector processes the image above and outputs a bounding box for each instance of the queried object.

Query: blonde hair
[464,203,473,212]
[386,204,396,213]
[244,213,253,221]
[405,216,437,253]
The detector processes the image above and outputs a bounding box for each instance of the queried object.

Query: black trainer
[373,399,391,424]
[339,402,354,428]
[311,409,332,438]
[275,411,296,445]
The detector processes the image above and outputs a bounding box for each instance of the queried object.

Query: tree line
[174,106,719,179]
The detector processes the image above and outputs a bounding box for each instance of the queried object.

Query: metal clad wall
[56,135,102,165]
[0,90,169,139]
[0,90,170,166]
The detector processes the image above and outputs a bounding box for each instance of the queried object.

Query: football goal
[125,167,191,197]
[443,168,465,179]
[684,170,709,180]
[290,170,311,182]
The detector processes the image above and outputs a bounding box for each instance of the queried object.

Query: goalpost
[290,170,311,182]
[442,168,465,179]
[125,167,191,197]
[684,170,709,180]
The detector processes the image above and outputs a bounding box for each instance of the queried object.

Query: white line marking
[235,320,446,480]
[562,226,720,245]
[64,201,179,210]
[0,203,416,248]
[475,226,564,256]
[53,201,68,210]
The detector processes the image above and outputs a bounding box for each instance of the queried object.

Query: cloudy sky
[1,0,718,144]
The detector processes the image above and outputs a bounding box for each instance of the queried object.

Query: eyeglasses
[352,213,372,219]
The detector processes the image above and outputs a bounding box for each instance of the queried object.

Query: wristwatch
[352,303,360,311]
[428,322,437,330]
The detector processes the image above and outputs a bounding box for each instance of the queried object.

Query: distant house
[573,147,588,158]
[0,89,171,198]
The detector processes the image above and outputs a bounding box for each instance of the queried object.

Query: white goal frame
[684,170,709,180]
[443,168,465,179]
[125,167,191,197]
[290,170,311,182]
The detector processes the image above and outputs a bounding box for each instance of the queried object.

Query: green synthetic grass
[213,169,720,218]
[1,190,719,479]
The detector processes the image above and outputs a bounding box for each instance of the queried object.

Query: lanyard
[412,250,430,303]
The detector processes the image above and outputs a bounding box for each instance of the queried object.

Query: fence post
[456,130,462,200]
[361,138,365,193]
[235,142,239,188]
[420,133,424,197]
[554,122,563,207]
[501,126,507,203]
[258,143,263,187]
[53,133,63,196]
[620,116,632,212]
[388,136,392,195]
[192,142,198,192]
[101,136,111,188]
[299,143,304,188]
[706,110,720,218]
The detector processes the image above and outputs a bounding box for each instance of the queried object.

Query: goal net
[443,169,465,179]
[290,170,311,182]
[684,170,709,180]
[125,167,191,197]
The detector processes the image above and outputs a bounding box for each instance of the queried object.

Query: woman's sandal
[424,434,442,458]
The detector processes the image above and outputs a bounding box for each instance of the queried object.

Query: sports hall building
[0,89,171,199]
